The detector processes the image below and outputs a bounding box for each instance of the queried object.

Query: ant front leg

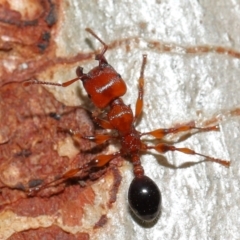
[135,54,147,121]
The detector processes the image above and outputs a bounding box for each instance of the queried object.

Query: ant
[12,28,230,222]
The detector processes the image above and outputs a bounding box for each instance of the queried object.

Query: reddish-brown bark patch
[0,81,122,238]
[0,83,94,199]
[0,2,124,237]
[0,0,57,55]
[61,186,95,227]
[8,225,89,240]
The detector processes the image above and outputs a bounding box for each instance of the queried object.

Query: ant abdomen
[128,175,161,222]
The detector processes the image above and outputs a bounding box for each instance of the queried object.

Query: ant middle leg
[141,122,220,139]
[70,130,116,145]
[57,125,115,145]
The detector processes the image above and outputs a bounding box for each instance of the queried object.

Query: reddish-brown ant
[11,28,230,222]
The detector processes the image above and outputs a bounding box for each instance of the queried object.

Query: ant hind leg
[144,142,230,167]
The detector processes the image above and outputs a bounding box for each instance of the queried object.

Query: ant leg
[27,166,86,195]
[92,116,114,129]
[143,143,230,167]
[88,109,114,129]
[28,151,121,195]
[59,127,118,165]
[87,151,121,168]
[135,55,147,121]
[141,122,219,139]
[72,132,116,145]
[57,126,115,145]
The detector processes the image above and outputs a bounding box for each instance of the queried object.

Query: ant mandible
[22,28,230,222]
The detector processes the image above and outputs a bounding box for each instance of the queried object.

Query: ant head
[82,64,127,108]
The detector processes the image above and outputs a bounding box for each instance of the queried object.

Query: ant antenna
[85,28,108,57]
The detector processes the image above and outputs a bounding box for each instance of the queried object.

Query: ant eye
[76,66,83,77]
[88,94,91,99]
[128,176,161,222]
